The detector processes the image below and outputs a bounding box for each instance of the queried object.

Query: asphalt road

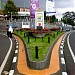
[0,33,16,75]
[64,31,75,75]
[0,34,10,66]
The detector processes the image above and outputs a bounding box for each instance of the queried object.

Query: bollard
[35,46,39,59]
[48,37,50,43]
[20,29,22,35]
[16,30,18,33]
[28,35,30,43]
[34,37,36,42]
[42,37,44,41]
[53,34,55,38]
[24,33,25,37]
[57,32,58,36]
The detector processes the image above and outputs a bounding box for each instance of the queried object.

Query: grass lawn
[14,30,63,61]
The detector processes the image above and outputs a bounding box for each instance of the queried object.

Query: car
[66,28,70,31]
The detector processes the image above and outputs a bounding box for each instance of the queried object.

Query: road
[0,34,10,66]
[64,31,75,75]
[0,33,16,75]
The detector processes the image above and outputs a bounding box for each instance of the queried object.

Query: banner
[30,0,39,18]
[46,0,56,16]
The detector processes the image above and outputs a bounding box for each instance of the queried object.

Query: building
[17,7,30,20]
[18,7,30,12]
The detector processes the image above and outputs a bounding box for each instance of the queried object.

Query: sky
[2,0,75,20]
[55,0,74,20]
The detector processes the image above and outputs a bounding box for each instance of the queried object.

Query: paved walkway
[14,34,64,75]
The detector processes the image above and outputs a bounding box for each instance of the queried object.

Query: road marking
[15,50,18,53]
[62,40,64,43]
[16,45,18,48]
[60,50,63,54]
[9,70,14,75]
[67,33,75,63]
[12,57,17,63]
[60,46,63,49]
[61,43,64,45]
[62,72,68,75]
[61,58,65,64]
[16,40,18,43]
[16,42,18,45]
[0,37,12,75]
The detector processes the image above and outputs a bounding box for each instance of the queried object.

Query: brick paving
[14,34,64,75]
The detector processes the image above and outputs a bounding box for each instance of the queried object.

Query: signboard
[35,12,44,29]
[46,0,56,16]
[22,22,30,28]
[30,0,39,18]
[37,13,43,26]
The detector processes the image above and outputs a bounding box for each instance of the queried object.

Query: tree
[3,0,18,20]
[67,18,75,26]
[50,15,56,23]
[62,18,67,24]
[62,18,75,26]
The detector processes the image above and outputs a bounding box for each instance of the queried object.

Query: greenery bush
[14,30,62,61]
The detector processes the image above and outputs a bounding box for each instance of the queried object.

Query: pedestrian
[8,26,13,38]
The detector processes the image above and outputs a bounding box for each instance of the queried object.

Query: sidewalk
[14,34,64,75]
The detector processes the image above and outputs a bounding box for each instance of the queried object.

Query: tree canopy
[3,0,18,15]
[62,12,75,26]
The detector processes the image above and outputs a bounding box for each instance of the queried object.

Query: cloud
[55,0,74,8]
[55,7,75,20]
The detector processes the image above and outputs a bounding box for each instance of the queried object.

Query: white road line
[16,45,18,48]
[60,46,63,49]
[16,40,18,43]
[12,57,17,63]
[9,70,14,75]
[16,42,18,45]
[0,38,12,75]
[62,72,68,75]
[61,43,64,46]
[15,50,18,53]
[61,58,65,64]
[62,40,64,43]
[67,33,75,63]
[60,50,63,54]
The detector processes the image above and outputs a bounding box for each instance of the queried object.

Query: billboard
[30,0,39,18]
[22,22,30,28]
[46,0,56,16]
[35,12,44,29]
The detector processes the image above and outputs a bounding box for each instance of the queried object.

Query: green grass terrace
[14,28,63,61]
